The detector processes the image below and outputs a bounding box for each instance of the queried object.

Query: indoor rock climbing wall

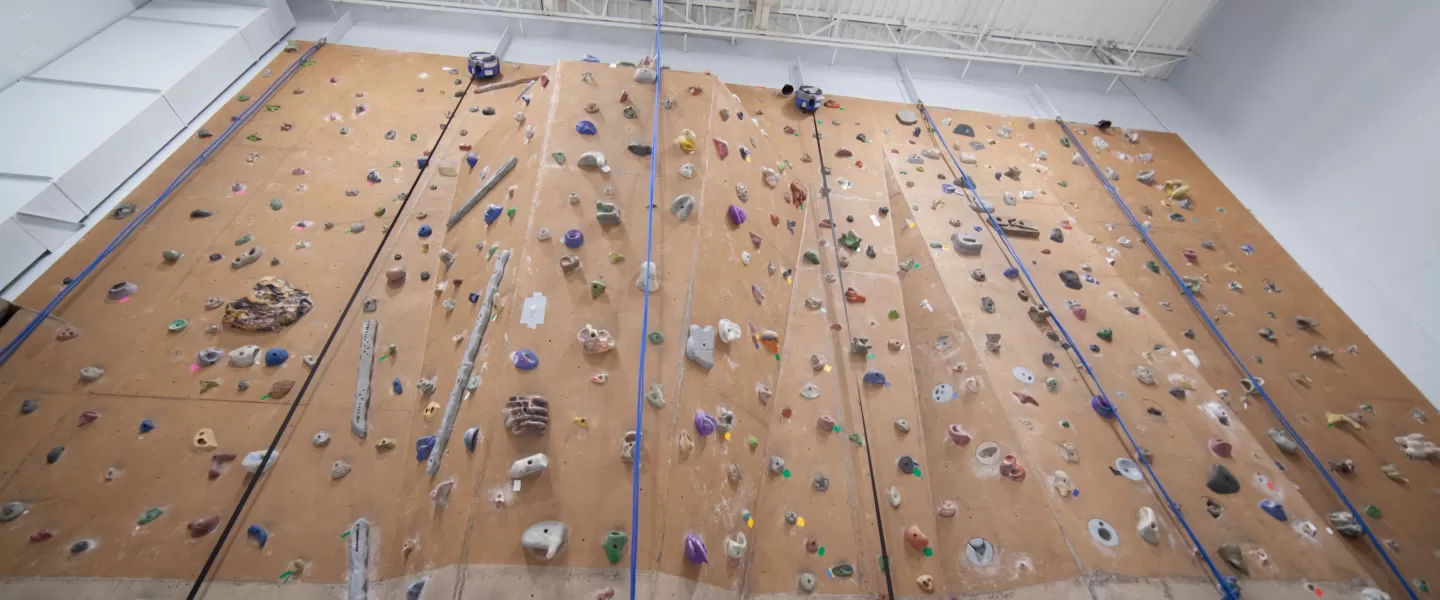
[0,41,1434,600]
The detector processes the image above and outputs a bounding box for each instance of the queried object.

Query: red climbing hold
[1182,248,1198,264]
[619,90,629,103]
[770,214,780,226]
[713,138,729,160]
[844,288,866,303]
[77,410,99,427]
[208,453,237,480]
[28,530,53,543]
[1013,392,1039,406]
[823,100,840,109]
[781,408,793,419]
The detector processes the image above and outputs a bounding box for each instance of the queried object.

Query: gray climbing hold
[79,367,103,382]
[330,460,351,479]
[596,201,621,225]
[521,521,567,559]
[405,579,426,600]
[312,431,331,446]
[1206,464,1240,494]
[0,501,25,521]
[229,345,261,367]
[685,324,715,370]
[231,246,263,269]
[669,194,695,220]
[636,262,659,293]
[509,453,549,478]
[798,573,816,593]
[1267,428,1299,454]
[162,250,182,263]
[634,68,657,84]
[896,110,918,125]
[952,233,982,254]
[769,455,785,474]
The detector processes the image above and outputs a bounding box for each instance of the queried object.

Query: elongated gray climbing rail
[447,155,518,229]
[427,249,511,476]
[347,518,370,600]
[353,320,377,438]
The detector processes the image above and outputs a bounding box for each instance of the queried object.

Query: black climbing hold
[46,446,64,464]
[62,277,73,284]
[69,539,91,553]
[911,126,921,137]
[1088,345,1100,353]
[1183,330,1195,339]
[191,209,213,218]
[845,215,854,223]
[781,84,794,95]
[1059,270,1082,290]
[898,456,916,474]
[1097,119,1112,131]
[1146,407,1163,416]
[420,271,431,281]
[1206,464,1240,495]
[209,253,223,262]
[482,106,496,115]
[1168,388,1186,399]
[20,399,38,414]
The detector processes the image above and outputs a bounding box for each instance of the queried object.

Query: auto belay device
[469,51,500,79]
[795,85,823,113]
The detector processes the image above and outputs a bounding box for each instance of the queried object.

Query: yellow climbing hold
[676,129,698,153]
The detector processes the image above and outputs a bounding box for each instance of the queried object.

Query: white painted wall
[0,0,149,91]
[1164,0,1440,402]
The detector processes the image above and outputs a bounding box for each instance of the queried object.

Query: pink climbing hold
[1208,439,1233,458]
[947,424,972,445]
[999,454,1027,482]
[1072,306,1087,320]
[1182,248,1198,264]
[713,138,729,160]
[77,411,99,427]
[750,232,763,248]
[188,515,222,538]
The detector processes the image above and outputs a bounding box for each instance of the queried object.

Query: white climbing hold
[717,319,742,343]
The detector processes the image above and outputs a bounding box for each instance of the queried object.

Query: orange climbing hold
[824,99,840,108]
[844,288,866,303]
[904,524,930,550]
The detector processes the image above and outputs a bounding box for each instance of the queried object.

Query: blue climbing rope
[919,106,1237,599]
[628,10,664,600]
[1059,120,1419,599]
[0,41,326,368]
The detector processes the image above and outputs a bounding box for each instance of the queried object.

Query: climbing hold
[241,450,278,474]
[727,204,746,225]
[1091,395,1116,419]
[952,233,982,254]
[863,370,888,386]
[247,524,270,548]
[887,485,902,507]
[947,424,972,445]
[1206,464,1240,494]
[647,331,665,344]
[521,521,568,560]
[1208,439,1232,458]
[503,395,550,434]
[1059,270,1082,290]
[694,410,718,436]
[264,348,289,366]
[511,349,539,370]
[576,120,597,135]
[717,319,742,343]
[1096,328,1113,342]
[1267,428,1299,454]
[685,324,716,369]
[1217,544,1248,575]
[188,515,222,538]
[1259,499,1288,522]
[509,453,550,478]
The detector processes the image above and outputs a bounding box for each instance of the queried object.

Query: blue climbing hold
[463,427,480,452]
[1259,499,1288,522]
[512,349,539,370]
[972,226,982,232]
[1091,395,1116,419]
[392,377,402,395]
[468,292,480,303]
[246,524,269,548]
[417,157,429,170]
[418,224,433,238]
[416,435,437,461]
[941,183,956,194]
[862,370,888,386]
[466,152,478,170]
[264,348,288,367]
[563,229,584,249]
[576,120,597,135]
[483,204,503,225]
[1003,267,1019,279]
[582,54,600,63]
[139,419,154,434]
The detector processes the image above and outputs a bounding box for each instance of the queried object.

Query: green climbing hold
[1365,505,1382,518]
[269,198,283,211]
[617,61,636,67]
[803,251,820,265]
[848,433,864,446]
[603,531,629,564]
[1059,137,1071,148]
[552,152,566,165]
[138,507,165,525]
[487,246,498,261]
[1097,328,1113,342]
[410,134,418,142]
[264,104,280,112]
[340,127,350,135]
[929,242,943,248]
[648,331,665,344]
[888,309,899,320]
[747,435,759,450]
[591,280,607,298]
[915,166,925,172]
[374,207,386,217]
[168,319,188,333]
[246,133,261,142]
[1058,181,1068,188]
[506,207,517,218]
[831,563,855,577]
[235,234,253,245]
[237,95,250,102]
[838,231,862,250]
[1267,312,1276,319]
[1145,260,1160,274]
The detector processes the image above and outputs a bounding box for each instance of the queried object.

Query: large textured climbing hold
[670,194,696,220]
[685,324,716,370]
[224,278,313,332]
[684,532,708,564]
[1328,511,1363,538]
[521,521,567,560]
[509,453,550,478]
[503,395,550,434]
[1267,428,1299,454]
[1206,464,1240,494]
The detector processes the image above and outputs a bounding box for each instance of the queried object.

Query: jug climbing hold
[1208,439,1232,458]
[1136,507,1159,544]
[247,524,269,548]
[947,424,972,445]
[521,521,568,560]
[1217,544,1248,575]
[684,532,708,564]
[511,349,539,371]
[108,281,137,300]
[509,453,550,478]
[999,455,1026,482]
[1091,395,1116,419]
[694,410,718,436]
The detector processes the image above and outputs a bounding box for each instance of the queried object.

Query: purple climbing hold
[1003,267,1019,279]
[415,435,437,461]
[684,532,708,564]
[563,229,584,249]
[1259,499,1287,522]
[512,349,539,371]
[695,410,718,436]
[468,292,480,303]
[483,204,503,225]
[727,205,746,226]
[1091,395,1116,419]
[941,183,956,194]
[863,370,888,386]
[576,120,597,135]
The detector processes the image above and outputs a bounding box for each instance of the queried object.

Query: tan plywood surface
[0,43,1431,600]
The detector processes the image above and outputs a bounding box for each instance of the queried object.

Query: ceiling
[327,0,1221,77]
